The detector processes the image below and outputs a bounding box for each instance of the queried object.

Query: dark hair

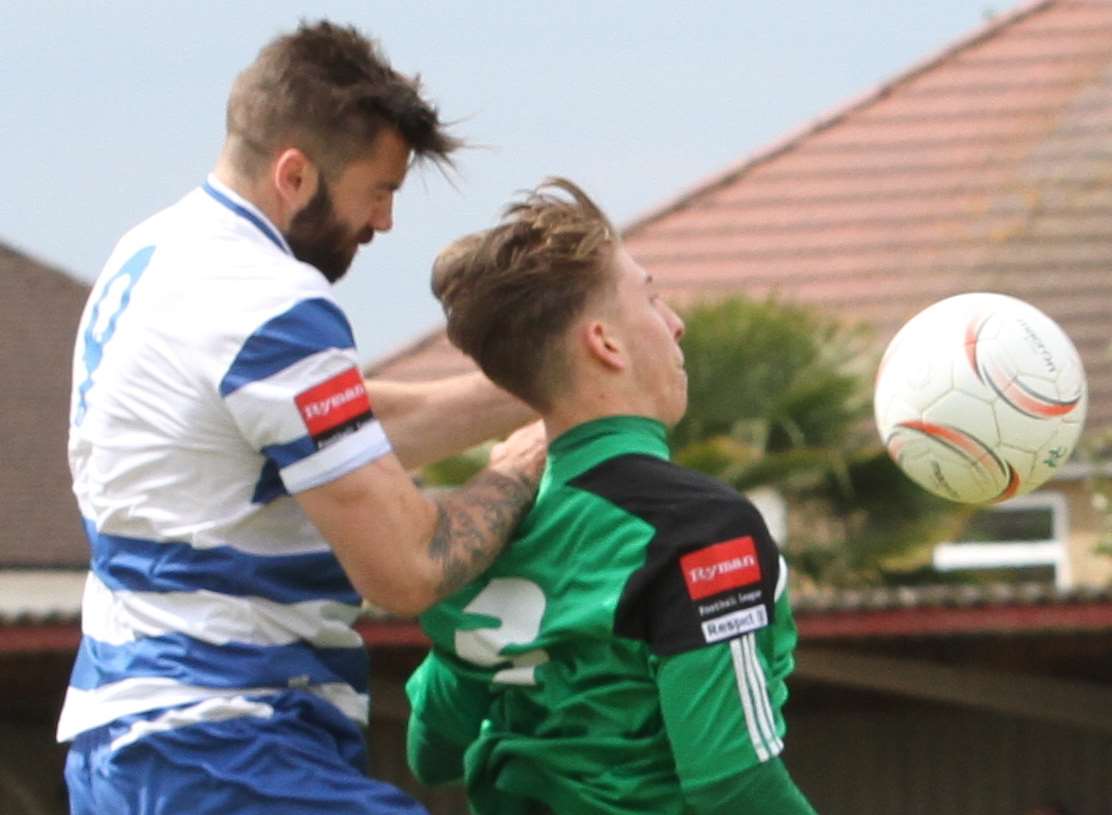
[432,178,617,410]
[225,20,460,178]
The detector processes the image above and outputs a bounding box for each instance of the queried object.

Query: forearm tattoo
[429,469,536,598]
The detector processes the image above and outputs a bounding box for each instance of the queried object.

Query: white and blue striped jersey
[58,176,392,743]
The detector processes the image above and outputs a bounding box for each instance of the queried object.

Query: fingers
[489,420,547,485]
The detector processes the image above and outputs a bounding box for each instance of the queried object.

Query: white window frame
[932,491,1071,590]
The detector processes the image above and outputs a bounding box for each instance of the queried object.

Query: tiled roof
[367,328,471,382]
[792,581,1112,638]
[794,580,1112,612]
[369,0,1112,442]
[0,243,90,568]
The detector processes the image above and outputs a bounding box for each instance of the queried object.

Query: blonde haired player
[407,179,816,814]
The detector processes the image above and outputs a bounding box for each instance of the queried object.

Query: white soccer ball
[874,292,1087,504]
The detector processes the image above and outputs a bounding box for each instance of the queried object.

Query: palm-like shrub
[672,297,965,587]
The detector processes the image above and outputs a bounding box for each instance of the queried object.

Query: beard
[285,177,365,284]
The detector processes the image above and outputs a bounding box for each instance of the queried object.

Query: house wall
[789,684,1112,815]
[6,664,1108,815]
[0,650,73,815]
[1062,479,1112,587]
[0,722,68,815]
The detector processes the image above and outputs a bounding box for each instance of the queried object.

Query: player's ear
[581,318,625,371]
[273,148,319,212]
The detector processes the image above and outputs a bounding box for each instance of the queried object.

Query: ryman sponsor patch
[295,366,373,447]
[680,536,761,600]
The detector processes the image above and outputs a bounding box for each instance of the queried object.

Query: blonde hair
[432,178,616,410]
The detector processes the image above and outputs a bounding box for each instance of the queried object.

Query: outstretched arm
[296,421,545,616]
[366,371,535,469]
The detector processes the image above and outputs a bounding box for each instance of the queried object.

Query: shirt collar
[201,174,292,256]
[545,415,671,486]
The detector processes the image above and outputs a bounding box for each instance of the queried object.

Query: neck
[543,382,657,444]
[211,150,289,232]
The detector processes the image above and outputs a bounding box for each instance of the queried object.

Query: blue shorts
[63,691,429,815]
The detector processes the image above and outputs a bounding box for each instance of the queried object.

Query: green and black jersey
[407,416,814,814]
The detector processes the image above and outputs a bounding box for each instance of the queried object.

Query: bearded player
[60,21,543,815]
[405,178,817,814]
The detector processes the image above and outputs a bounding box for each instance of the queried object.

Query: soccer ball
[874,292,1087,504]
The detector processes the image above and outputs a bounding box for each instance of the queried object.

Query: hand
[488,420,547,489]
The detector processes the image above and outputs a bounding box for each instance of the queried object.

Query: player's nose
[369,197,394,233]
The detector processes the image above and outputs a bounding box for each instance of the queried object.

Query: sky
[2,0,1008,363]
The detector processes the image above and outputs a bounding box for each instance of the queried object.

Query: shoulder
[569,453,771,551]
[103,187,335,320]
[596,457,783,656]
[571,452,740,497]
[569,452,736,505]
[169,192,350,354]
[164,196,357,389]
